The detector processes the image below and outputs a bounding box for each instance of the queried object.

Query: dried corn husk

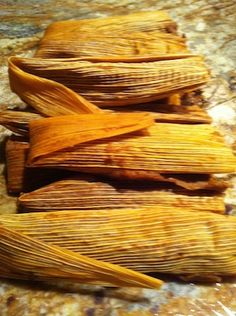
[43,11,177,37]
[115,104,211,124]
[9,55,209,108]
[0,224,162,288]
[36,23,187,58]
[6,138,71,194]
[36,31,187,58]
[7,138,226,192]
[28,113,153,163]
[6,138,28,193]
[28,123,236,175]
[0,110,42,136]
[0,104,211,138]
[2,209,236,277]
[18,177,226,214]
[8,57,101,116]
[36,11,178,58]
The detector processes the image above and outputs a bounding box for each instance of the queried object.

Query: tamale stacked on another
[9,55,209,107]
[2,209,236,278]
[0,224,162,288]
[0,111,42,136]
[5,137,73,194]
[35,11,184,58]
[0,104,212,138]
[18,177,226,214]
[28,120,236,176]
[6,138,29,193]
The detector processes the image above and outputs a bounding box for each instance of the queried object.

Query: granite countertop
[0,0,236,315]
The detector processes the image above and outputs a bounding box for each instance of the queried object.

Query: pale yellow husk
[1,209,236,277]
[0,224,162,288]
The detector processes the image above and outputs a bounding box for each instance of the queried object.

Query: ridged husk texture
[0,224,162,288]
[9,55,209,108]
[28,113,154,164]
[0,104,211,138]
[6,138,29,193]
[0,110,42,136]
[18,177,226,214]
[6,138,228,193]
[35,11,186,58]
[28,123,236,175]
[6,138,72,194]
[1,209,236,277]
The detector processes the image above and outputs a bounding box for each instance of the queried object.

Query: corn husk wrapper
[8,57,101,117]
[9,55,209,108]
[6,138,227,192]
[2,208,236,277]
[6,138,71,194]
[18,177,226,214]
[0,104,211,137]
[36,11,179,59]
[6,138,29,193]
[42,11,176,35]
[0,110,42,136]
[115,104,211,124]
[28,123,236,175]
[36,31,187,59]
[28,113,153,164]
[36,13,186,59]
[0,224,162,288]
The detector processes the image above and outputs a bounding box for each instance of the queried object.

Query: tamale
[36,11,179,58]
[28,123,236,175]
[9,55,209,107]
[18,177,226,214]
[0,224,162,288]
[2,209,236,277]
[28,113,154,163]
[40,31,187,58]
[8,57,101,117]
[0,110,42,136]
[7,137,226,193]
[36,30,187,59]
[0,103,211,138]
[6,138,71,194]
[6,138,29,193]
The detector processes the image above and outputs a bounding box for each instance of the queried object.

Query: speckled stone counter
[0,1,236,315]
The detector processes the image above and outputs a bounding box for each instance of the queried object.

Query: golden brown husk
[9,55,209,107]
[18,177,225,214]
[8,57,102,117]
[28,113,154,164]
[36,31,187,58]
[0,104,212,138]
[6,138,29,193]
[115,104,212,124]
[0,110,42,136]
[0,224,162,288]
[6,138,228,193]
[28,123,236,175]
[35,11,187,58]
[36,11,180,58]
[6,138,72,194]
[1,209,236,277]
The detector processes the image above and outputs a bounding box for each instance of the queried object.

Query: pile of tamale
[1,11,236,288]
